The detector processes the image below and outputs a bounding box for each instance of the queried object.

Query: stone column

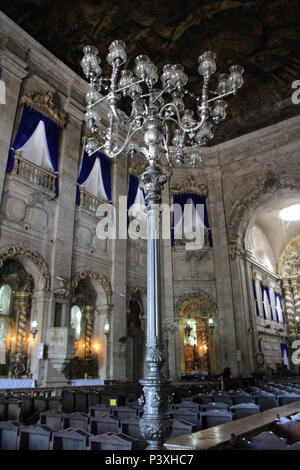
[160,167,177,378]
[94,304,112,380]
[207,168,238,375]
[50,98,83,296]
[29,290,51,385]
[109,155,128,381]
[282,279,296,335]
[83,305,95,358]
[0,45,28,203]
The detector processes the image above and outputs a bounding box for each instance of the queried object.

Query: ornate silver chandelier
[81,40,244,450]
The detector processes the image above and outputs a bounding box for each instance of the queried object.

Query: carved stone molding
[228,169,300,259]
[175,290,217,320]
[71,270,112,305]
[21,90,67,127]
[171,176,208,196]
[127,284,146,303]
[0,246,50,291]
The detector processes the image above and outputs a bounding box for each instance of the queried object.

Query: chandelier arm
[105,122,144,159]
[159,102,206,134]
[87,94,109,109]
[113,79,145,96]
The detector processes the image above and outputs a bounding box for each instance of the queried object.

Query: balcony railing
[79,188,109,214]
[12,153,56,193]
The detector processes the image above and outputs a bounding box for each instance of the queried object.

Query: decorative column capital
[139,165,167,207]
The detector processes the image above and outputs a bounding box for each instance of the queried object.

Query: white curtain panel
[18,120,54,172]
[276,296,283,323]
[80,156,109,200]
[128,185,146,219]
[174,198,205,238]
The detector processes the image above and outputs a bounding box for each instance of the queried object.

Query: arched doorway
[228,169,300,373]
[0,260,34,377]
[177,294,217,376]
[70,270,112,380]
[68,279,98,378]
[126,291,145,381]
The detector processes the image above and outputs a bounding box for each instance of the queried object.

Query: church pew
[164,400,300,450]
[62,412,90,432]
[0,421,23,450]
[39,410,63,431]
[90,432,139,450]
[18,424,52,450]
[51,428,92,450]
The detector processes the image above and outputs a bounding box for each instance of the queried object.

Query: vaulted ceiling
[1,0,300,143]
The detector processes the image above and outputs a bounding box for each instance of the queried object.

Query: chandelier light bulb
[197,51,217,76]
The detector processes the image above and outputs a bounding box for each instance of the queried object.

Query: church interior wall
[0,11,299,385]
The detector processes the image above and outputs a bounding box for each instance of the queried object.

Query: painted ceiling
[1,0,300,143]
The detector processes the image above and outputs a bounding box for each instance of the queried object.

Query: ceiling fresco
[1,0,300,143]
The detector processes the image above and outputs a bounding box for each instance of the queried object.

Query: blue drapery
[7,105,60,194]
[281,343,289,366]
[76,149,112,204]
[275,292,286,324]
[127,174,144,226]
[171,192,212,247]
[252,280,260,316]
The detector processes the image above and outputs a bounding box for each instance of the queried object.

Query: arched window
[70,305,82,341]
[0,284,12,317]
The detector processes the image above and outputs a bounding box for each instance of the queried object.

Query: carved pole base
[139,358,172,450]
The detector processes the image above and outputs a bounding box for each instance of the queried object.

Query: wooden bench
[164,400,300,450]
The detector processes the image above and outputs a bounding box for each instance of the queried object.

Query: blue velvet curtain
[76,149,112,204]
[7,105,60,194]
[252,280,260,316]
[171,192,212,247]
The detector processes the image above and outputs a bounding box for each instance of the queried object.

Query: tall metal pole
[138,163,172,450]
